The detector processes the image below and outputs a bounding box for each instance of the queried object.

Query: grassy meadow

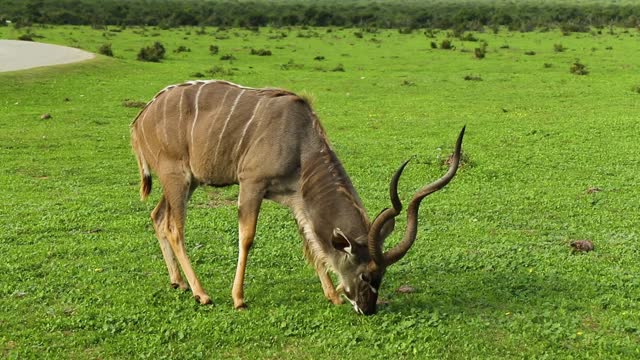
[1,24,640,358]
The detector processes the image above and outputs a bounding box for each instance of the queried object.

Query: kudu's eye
[359,273,371,283]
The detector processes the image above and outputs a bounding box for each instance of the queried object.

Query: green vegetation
[1,0,640,30]
[1,24,640,358]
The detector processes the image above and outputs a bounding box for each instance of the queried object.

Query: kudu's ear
[332,228,355,254]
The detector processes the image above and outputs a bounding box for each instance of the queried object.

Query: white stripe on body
[189,83,207,147]
[234,97,263,157]
[213,89,246,165]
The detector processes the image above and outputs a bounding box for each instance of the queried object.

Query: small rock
[570,240,594,252]
[586,186,602,194]
[41,113,52,120]
[397,285,416,294]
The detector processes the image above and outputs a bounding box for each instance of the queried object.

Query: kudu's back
[131,80,318,189]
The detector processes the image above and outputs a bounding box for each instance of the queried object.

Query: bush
[314,55,325,61]
[250,48,272,56]
[474,41,488,59]
[524,50,536,55]
[281,59,304,70]
[632,85,640,94]
[137,42,165,62]
[464,75,482,81]
[207,65,234,77]
[354,31,363,38]
[543,63,553,68]
[440,39,454,50]
[209,45,219,55]
[430,41,438,49]
[460,32,478,41]
[570,59,589,75]
[98,43,113,57]
[174,45,190,53]
[220,54,236,61]
[17,33,33,41]
[553,43,567,52]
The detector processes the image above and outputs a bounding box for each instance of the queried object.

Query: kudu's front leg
[315,263,343,305]
[232,182,265,309]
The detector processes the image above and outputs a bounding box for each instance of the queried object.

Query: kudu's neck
[298,121,370,246]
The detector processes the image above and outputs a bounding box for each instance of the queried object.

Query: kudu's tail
[131,130,152,201]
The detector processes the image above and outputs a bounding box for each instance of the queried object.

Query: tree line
[2,0,640,31]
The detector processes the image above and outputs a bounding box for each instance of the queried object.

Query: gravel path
[0,40,95,72]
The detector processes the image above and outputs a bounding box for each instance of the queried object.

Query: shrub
[280,59,304,70]
[174,45,190,53]
[464,75,482,81]
[553,43,566,52]
[543,63,553,68]
[354,31,363,38]
[524,50,536,55]
[220,54,236,61]
[98,43,114,57]
[190,72,206,78]
[209,45,219,55]
[632,85,640,94]
[137,42,165,62]
[440,39,454,50]
[460,32,478,41]
[430,41,438,49]
[250,48,272,56]
[207,65,234,77]
[474,41,488,59]
[17,33,33,41]
[570,60,588,75]
[314,56,325,61]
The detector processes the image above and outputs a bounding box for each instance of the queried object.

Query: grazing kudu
[130,80,464,315]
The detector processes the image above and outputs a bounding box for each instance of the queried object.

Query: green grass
[1,25,640,358]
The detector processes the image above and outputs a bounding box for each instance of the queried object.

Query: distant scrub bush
[460,32,478,41]
[207,65,234,77]
[524,50,536,55]
[474,41,488,59]
[314,56,325,61]
[430,41,438,49]
[354,31,363,38]
[281,59,304,70]
[137,42,165,62]
[632,85,640,94]
[209,45,219,55]
[440,39,454,50]
[554,43,567,52]
[464,75,482,81]
[544,63,553,68]
[98,43,113,56]
[250,48,272,56]
[190,72,206,78]
[570,60,588,75]
[220,54,236,61]
[174,45,190,53]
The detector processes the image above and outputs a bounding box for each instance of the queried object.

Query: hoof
[194,294,212,305]
[234,302,248,310]
[171,282,189,291]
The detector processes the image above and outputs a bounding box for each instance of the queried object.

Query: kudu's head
[330,127,465,315]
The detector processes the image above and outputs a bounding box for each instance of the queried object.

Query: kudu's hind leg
[151,197,187,290]
[232,182,266,309]
[160,172,211,304]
